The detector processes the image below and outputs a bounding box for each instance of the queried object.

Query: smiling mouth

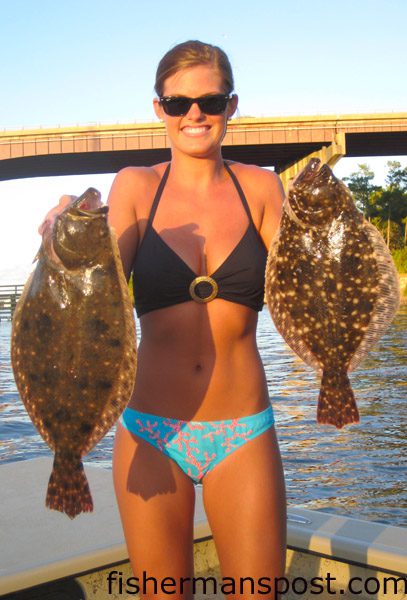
[182,126,210,136]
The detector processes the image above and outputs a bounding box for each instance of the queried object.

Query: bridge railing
[0,284,24,321]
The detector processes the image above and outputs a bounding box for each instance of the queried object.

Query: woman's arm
[237,165,284,249]
[258,169,285,249]
[107,167,152,281]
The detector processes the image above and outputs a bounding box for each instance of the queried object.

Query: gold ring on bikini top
[189,276,218,303]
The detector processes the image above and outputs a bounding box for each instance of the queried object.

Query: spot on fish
[77,377,89,390]
[96,379,112,390]
[55,408,71,422]
[80,422,93,434]
[86,318,109,335]
[37,313,53,335]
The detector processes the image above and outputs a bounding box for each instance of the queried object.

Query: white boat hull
[1,458,405,599]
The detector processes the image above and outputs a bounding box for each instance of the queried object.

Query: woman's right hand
[38,195,77,236]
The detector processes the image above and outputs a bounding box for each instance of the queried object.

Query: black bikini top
[132,162,267,317]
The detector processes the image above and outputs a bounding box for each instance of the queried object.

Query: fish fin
[348,221,400,373]
[46,453,93,519]
[317,370,359,429]
[33,243,43,263]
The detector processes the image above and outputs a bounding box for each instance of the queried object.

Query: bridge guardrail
[0,285,24,321]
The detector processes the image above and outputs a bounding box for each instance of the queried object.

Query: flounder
[265,159,400,428]
[11,189,137,518]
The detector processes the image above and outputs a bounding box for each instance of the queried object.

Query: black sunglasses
[159,94,235,117]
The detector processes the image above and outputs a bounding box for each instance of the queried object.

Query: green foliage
[371,187,407,223]
[343,164,381,217]
[344,161,407,251]
[386,161,407,189]
[392,248,407,273]
[371,218,404,250]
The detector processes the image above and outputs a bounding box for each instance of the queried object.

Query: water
[1,306,406,526]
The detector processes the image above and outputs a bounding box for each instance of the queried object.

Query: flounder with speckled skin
[11,188,137,518]
[265,159,400,428]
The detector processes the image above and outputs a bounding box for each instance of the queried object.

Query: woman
[43,40,286,599]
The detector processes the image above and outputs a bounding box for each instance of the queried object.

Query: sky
[0,0,406,284]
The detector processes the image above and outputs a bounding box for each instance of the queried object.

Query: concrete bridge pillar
[279,132,346,192]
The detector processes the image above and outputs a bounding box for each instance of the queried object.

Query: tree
[374,162,407,248]
[402,216,407,246]
[371,216,404,249]
[385,161,407,190]
[343,161,407,250]
[343,164,381,217]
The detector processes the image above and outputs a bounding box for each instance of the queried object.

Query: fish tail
[46,452,93,519]
[317,370,360,429]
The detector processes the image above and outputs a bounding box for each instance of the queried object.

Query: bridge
[1,112,406,187]
[0,284,23,321]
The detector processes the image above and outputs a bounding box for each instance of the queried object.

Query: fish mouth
[294,157,322,185]
[70,187,108,215]
[287,158,340,226]
[48,187,108,266]
[294,158,337,188]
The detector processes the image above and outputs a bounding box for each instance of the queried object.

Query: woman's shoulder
[226,161,284,205]
[108,162,169,213]
[111,162,168,191]
[226,161,284,247]
[107,162,170,278]
[226,160,280,184]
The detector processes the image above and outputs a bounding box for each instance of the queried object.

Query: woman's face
[153,64,238,160]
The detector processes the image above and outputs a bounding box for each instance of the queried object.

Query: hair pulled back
[155,40,234,97]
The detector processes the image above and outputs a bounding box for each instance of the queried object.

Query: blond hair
[155,40,234,97]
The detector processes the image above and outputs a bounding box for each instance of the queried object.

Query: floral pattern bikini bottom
[119,404,275,484]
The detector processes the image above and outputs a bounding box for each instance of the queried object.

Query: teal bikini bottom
[119,404,275,484]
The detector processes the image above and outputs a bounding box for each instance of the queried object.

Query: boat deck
[0,458,406,599]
